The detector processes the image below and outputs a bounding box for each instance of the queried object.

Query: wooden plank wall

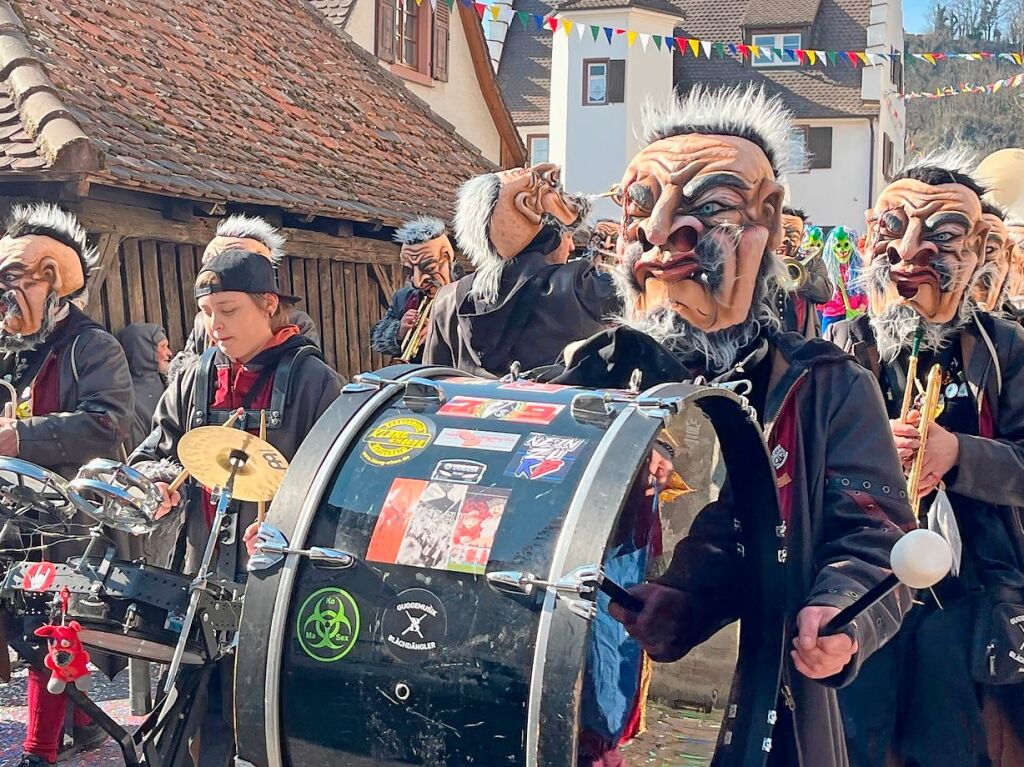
[84,237,397,381]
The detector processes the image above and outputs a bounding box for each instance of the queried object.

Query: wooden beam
[161,197,193,223]
[89,232,123,295]
[371,262,397,298]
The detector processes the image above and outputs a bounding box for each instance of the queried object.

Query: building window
[795,126,833,170]
[890,46,903,91]
[375,0,449,82]
[883,135,895,180]
[751,32,802,68]
[528,135,550,165]
[584,60,609,105]
[582,59,626,106]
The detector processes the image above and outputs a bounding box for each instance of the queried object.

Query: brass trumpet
[779,255,815,292]
[399,296,433,362]
[906,364,944,518]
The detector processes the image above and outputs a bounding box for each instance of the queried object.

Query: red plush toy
[35,612,92,695]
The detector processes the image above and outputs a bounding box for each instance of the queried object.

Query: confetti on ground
[620,700,722,767]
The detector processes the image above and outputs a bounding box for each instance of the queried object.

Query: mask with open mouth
[972,210,1014,312]
[395,217,456,298]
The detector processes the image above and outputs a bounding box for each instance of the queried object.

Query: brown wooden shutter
[808,127,833,170]
[376,0,397,63]
[607,59,625,103]
[432,0,450,82]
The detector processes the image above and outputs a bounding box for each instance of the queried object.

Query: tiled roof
[558,0,683,15]
[2,0,494,226]
[309,0,360,28]
[673,0,875,119]
[498,0,875,126]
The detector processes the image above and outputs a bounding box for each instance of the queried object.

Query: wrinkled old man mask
[0,234,85,336]
[401,234,455,297]
[973,213,1014,311]
[1005,223,1024,300]
[777,214,805,260]
[618,134,784,332]
[490,164,587,260]
[865,177,988,324]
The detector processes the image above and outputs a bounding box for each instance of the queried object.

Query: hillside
[905,32,1024,155]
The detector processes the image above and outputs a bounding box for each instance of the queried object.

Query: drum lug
[564,598,598,621]
[248,523,357,572]
[633,396,683,418]
[401,378,446,410]
[570,394,615,428]
[487,565,601,605]
[486,570,540,596]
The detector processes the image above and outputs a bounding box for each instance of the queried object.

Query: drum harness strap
[190,345,314,581]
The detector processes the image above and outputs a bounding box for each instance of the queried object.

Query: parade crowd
[2,84,1024,767]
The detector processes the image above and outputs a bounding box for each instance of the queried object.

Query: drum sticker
[504,433,587,483]
[22,562,56,592]
[498,381,569,393]
[434,428,520,452]
[296,587,361,662]
[437,396,564,426]
[360,416,435,467]
[432,459,486,485]
[380,588,448,662]
[367,480,511,574]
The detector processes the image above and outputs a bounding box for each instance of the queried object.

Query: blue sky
[904,0,932,34]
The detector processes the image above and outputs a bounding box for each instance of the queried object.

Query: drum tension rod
[486,565,619,621]
[247,522,356,572]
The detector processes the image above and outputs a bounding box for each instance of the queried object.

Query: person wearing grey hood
[117,323,171,450]
[423,164,621,378]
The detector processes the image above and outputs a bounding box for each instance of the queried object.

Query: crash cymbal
[176,426,289,502]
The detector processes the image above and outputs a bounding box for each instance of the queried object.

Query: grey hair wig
[641,85,807,178]
[899,147,979,178]
[215,214,286,265]
[394,216,449,245]
[4,203,96,296]
[454,173,504,304]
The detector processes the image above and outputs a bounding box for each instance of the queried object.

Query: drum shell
[236,365,787,767]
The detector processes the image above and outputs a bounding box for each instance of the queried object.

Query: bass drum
[236,365,787,767]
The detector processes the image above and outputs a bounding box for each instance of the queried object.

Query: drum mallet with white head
[821,529,953,637]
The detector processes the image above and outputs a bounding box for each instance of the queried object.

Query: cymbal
[177,426,289,502]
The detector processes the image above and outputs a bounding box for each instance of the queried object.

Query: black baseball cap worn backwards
[195,247,299,303]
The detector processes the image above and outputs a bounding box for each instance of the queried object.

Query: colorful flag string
[903,72,1024,100]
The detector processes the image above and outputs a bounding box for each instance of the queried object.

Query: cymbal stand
[164,447,248,692]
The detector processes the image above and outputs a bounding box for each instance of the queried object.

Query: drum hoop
[256,364,461,767]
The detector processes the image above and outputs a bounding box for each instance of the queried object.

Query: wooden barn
[0,0,503,378]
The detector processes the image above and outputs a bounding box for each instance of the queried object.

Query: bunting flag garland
[903,72,1024,100]
[456,0,1024,68]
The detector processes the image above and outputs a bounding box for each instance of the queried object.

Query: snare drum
[236,365,787,767]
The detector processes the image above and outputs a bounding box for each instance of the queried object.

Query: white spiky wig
[454,173,505,303]
[3,203,96,296]
[215,214,286,265]
[895,146,980,182]
[641,85,807,178]
[394,216,449,245]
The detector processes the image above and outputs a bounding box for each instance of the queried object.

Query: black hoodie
[117,323,168,450]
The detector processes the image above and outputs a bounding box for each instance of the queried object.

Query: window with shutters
[583,59,625,106]
[375,0,448,83]
[794,126,833,170]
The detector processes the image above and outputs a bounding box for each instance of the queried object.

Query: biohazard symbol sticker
[296,587,361,662]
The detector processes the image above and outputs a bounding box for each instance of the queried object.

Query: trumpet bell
[780,259,806,291]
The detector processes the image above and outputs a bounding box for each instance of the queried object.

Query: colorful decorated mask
[613,86,797,372]
[0,204,93,349]
[776,211,805,260]
[395,217,455,298]
[827,226,855,265]
[800,225,824,260]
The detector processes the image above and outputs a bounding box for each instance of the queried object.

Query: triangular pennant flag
[489,4,500,20]
[590,24,600,40]
[546,16,559,31]
[676,37,688,55]
[533,13,544,28]
[701,40,711,58]
[688,38,699,57]
[653,34,662,50]
[562,19,573,34]
[474,3,486,18]
[615,28,626,35]
[773,47,783,61]
[447,0,456,8]
[923,53,937,65]
[516,10,529,28]
[604,26,613,43]
[640,33,650,51]
[1015,53,1023,65]
[749,44,760,57]
[429,0,437,9]
[993,80,1004,92]
[827,51,838,65]
[576,21,586,38]
[868,52,880,66]
[414,0,421,6]
[714,42,724,57]
[846,51,859,67]
[806,49,816,65]
[665,36,675,52]
[796,49,807,64]
[730,43,740,57]
[627,30,637,46]
[912,53,926,62]
[785,48,797,61]
[857,52,869,65]
[935,52,947,60]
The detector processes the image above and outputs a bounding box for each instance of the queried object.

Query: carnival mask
[0,234,85,337]
[401,234,454,297]
[589,220,621,268]
[203,236,273,264]
[1006,224,1024,300]
[865,178,988,324]
[490,164,588,261]
[828,226,855,265]
[801,226,824,258]
[973,213,1014,311]
[776,214,805,260]
[617,133,783,332]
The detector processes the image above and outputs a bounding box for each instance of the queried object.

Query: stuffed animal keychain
[34,586,92,695]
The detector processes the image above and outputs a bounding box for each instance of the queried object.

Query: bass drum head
[236,371,785,767]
